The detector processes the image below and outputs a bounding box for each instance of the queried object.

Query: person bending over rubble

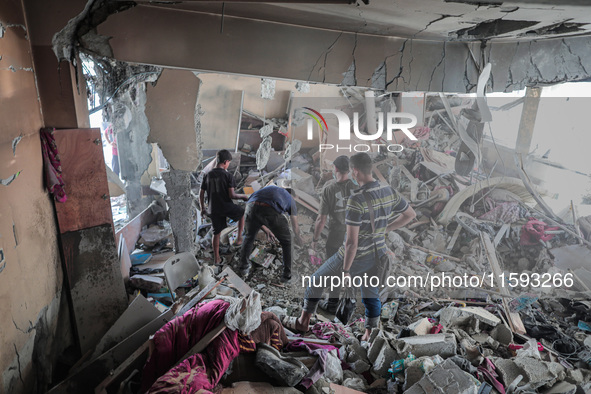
[239,183,304,283]
[286,152,416,341]
[199,149,249,265]
[312,155,357,314]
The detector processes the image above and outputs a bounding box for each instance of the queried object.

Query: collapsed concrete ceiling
[134,0,591,42]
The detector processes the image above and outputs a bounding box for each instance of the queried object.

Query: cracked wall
[98,5,591,93]
[0,1,72,392]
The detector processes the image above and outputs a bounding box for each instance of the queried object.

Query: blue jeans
[303,252,381,328]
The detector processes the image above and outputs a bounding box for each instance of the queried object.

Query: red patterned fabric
[141,300,239,393]
[40,127,67,202]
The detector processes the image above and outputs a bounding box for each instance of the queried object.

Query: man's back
[203,168,235,213]
[340,180,408,259]
[249,186,297,215]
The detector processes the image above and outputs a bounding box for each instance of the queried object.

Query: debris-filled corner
[45,90,591,394]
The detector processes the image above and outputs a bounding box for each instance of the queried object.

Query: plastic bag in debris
[139,222,172,247]
[516,338,541,359]
[321,349,343,383]
[335,288,356,325]
[224,290,262,335]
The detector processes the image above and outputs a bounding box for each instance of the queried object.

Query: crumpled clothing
[238,311,289,353]
[479,358,505,394]
[141,300,239,393]
[479,199,523,223]
[40,127,67,202]
[248,311,289,349]
[285,340,340,389]
[311,322,351,341]
[520,218,559,245]
[223,290,262,335]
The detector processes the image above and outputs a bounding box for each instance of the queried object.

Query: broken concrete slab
[490,323,513,345]
[394,333,457,359]
[439,306,500,328]
[404,359,478,394]
[544,381,578,394]
[513,357,566,390]
[370,339,397,377]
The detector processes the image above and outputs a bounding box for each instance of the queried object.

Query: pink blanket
[141,300,239,393]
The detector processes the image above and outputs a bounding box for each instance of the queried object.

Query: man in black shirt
[199,150,248,264]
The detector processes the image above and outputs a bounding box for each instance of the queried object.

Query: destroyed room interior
[3,0,591,393]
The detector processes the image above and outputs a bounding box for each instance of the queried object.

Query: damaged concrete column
[161,170,194,253]
[146,69,203,255]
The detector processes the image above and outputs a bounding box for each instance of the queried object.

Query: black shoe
[238,265,251,278]
[318,299,338,314]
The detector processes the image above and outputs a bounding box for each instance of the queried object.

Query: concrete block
[490,323,513,345]
[404,359,478,394]
[371,340,397,377]
[491,358,525,389]
[514,358,566,390]
[368,334,386,365]
[544,381,577,394]
[409,318,433,336]
[565,369,585,385]
[349,359,370,374]
[403,363,426,391]
[395,333,457,358]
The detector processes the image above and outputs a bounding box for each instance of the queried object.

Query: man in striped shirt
[286,152,416,341]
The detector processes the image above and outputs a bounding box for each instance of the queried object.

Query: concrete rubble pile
[68,96,591,394]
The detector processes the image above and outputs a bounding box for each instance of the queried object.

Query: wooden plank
[287,335,342,347]
[294,189,320,211]
[60,224,128,354]
[176,272,228,317]
[294,196,318,214]
[49,310,172,393]
[224,266,253,297]
[480,232,526,335]
[446,225,462,251]
[53,128,112,233]
[89,294,160,361]
[373,168,388,184]
[94,341,150,394]
[494,223,510,247]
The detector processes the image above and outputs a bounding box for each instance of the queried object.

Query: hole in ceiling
[523,22,587,36]
[452,19,539,39]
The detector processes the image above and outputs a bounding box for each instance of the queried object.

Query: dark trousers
[239,204,293,279]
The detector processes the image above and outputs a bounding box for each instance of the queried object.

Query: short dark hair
[350,152,372,175]
[333,155,349,173]
[217,149,232,164]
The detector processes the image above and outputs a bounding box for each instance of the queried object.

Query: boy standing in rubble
[287,152,416,341]
[239,183,304,283]
[311,155,356,313]
[199,149,248,265]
